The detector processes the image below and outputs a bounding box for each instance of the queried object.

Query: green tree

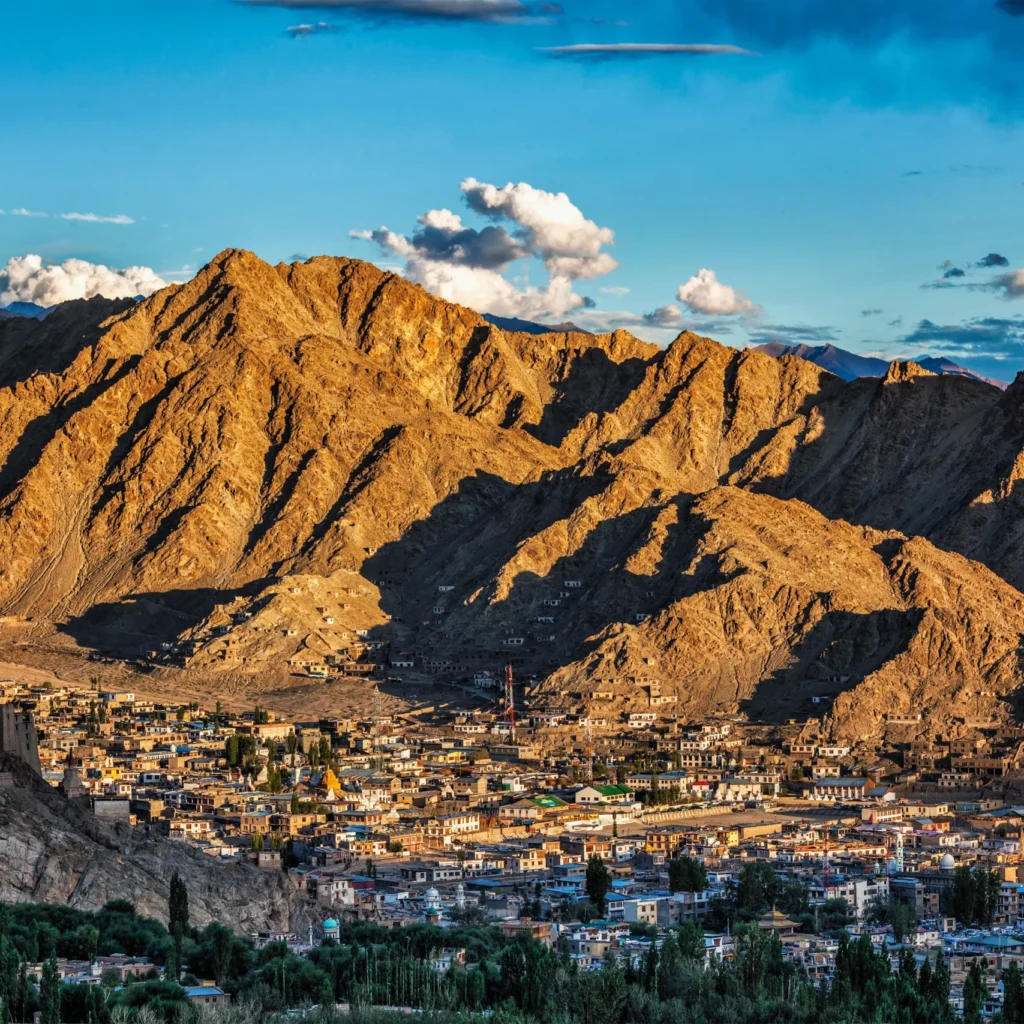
[1005,961,1024,1024]
[656,932,685,1001]
[585,855,611,917]
[962,957,986,1024]
[40,954,60,1024]
[668,855,707,894]
[676,921,704,960]
[168,872,189,981]
[736,862,777,918]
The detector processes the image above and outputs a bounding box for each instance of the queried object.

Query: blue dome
[323,918,339,930]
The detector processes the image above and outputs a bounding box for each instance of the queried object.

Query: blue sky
[2,0,1023,380]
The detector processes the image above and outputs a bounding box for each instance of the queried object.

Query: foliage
[584,856,611,918]
[949,865,1001,927]
[667,857,707,895]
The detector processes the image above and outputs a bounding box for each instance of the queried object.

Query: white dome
[424,887,440,902]
[940,853,956,870]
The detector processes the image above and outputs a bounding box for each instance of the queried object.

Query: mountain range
[755,341,1008,389]
[1,250,1024,744]
[0,301,51,321]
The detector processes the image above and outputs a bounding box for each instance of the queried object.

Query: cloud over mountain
[676,268,760,316]
[354,177,617,320]
[0,255,166,307]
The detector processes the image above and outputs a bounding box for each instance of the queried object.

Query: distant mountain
[483,314,591,335]
[0,302,51,320]
[756,341,1007,389]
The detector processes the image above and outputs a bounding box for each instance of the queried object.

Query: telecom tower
[504,664,516,744]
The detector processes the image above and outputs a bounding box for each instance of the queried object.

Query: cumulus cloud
[240,0,534,23]
[943,266,966,279]
[0,255,167,308]
[60,212,135,225]
[353,177,618,320]
[978,252,1010,267]
[676,268,760,316]
[461,177,617,280]
[539,42,756,59]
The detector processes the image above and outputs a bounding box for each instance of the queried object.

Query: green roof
[532,795,568,808]
[594,785,631,796]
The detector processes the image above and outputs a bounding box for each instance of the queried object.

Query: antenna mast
[504,664,516,744]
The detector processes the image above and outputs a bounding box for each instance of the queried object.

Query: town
[4,673,1024,1021]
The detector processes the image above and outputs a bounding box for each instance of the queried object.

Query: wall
[0,705,42,776]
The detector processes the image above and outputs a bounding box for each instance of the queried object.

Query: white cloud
[353,176,618,320]
[12,208,48,218]
[601,285,630,295]
[460,177,617,280]
[60,212,135,225]
[0,254,167,307]
[676,268,761,316]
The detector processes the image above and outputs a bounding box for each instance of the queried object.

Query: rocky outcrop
[0,754,307,930]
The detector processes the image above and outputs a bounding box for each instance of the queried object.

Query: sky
[2,0,1024,381]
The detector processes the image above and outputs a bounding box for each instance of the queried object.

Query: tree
[674,921,704,961]
[585,855,611,917]
[1005,961,1024,1024]
[656,932,685,1001]
[668,855,707,894]
[168,872,189,981]
[736,862,777,918]
[962,957,986,1024]
[40,954,60,1024]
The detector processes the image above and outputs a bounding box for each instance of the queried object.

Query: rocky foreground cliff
[0,755,306,929]
[1,249,1024,741]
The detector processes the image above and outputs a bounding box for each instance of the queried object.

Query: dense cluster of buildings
[7,676,1024,1016]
